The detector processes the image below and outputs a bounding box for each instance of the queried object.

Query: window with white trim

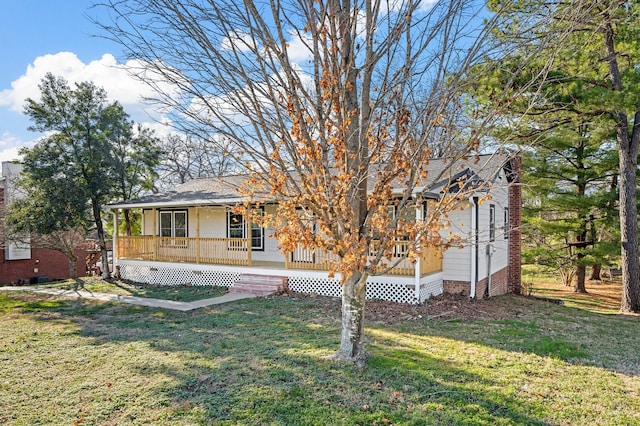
[504,207,509,239]
[159,210,187,237]
[385,204,409,257]
[489,204,496,242]
[227,209,264,250]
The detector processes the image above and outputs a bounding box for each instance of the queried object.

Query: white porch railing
[285,242,443,276]
[117,236,252,266]
[117,236,443,276]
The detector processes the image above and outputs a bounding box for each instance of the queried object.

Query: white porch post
[152,207,157,261]
[196,206,201,264]
[247,208,252,266]
[414,203,422,303]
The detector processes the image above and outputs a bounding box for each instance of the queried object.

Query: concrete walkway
[0,286,257,311]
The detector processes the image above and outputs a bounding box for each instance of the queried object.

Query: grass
[0,278,639,425]
[41,277,229,302]
[522,264,626,313]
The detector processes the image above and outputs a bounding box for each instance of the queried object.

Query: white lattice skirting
[117,260,443,304]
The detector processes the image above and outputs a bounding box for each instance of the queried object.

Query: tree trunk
[589,264,601,281]
[574,263,587,293]
[332,271,368,367]
[618,146,640,312]
[603,17,640,313]
[330,0,369,366]
[67,254,78,279]
[91,196,111,280]
[573,145,588,294]
[573,218,587,294]
[124,208,133,236]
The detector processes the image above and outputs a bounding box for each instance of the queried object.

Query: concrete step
[230,274,288,296]
[235,274,286,284]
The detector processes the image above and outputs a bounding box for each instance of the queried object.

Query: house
[0,162,88,284]
[109,153,521,303]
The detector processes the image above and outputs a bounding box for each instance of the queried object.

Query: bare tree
[156,133,236,189]
[32,230,90,279]
[99,0,558,365]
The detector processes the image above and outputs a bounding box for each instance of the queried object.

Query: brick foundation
[475,266,508,298]
[444,266,509,299]
[443,280,470,296]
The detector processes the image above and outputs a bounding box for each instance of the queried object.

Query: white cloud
[186,62,315,134]
[285,31,313,64]
[0,51,182,162]
[220,31,257,52]
[381,0,438,13]
[138,118,175,140]
[0,52,176,124]
[221,27,312,65]
[0,132,34,163]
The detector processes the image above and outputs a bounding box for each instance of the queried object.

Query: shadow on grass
[4,291,639,424]
[106,310,547,424]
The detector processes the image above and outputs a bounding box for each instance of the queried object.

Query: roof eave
[108,197,255,210]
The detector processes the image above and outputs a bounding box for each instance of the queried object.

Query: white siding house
[110,153,522,303]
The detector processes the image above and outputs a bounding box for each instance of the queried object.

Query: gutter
[108,197,258,210]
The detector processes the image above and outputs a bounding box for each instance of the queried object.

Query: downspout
[486,244,494,298]
[470,196,479,299]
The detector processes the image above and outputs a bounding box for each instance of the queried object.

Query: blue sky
[0,0,470,164]
[0,1,159,162]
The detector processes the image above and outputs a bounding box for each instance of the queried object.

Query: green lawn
[42,277,229,302]
[0,284,638,425]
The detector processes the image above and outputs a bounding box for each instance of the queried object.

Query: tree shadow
[70,278,87,292]
[5,291,638,424]
[424,295,640,377]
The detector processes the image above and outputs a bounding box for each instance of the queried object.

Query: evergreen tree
[471,0,640,310]
[521,126,619,292]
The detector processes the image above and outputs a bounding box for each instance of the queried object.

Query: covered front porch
[110,193,444,303]
[115,235,443,277]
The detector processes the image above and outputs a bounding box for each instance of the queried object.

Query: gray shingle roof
[109,152,514,209]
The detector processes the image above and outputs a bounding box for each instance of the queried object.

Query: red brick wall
[475,266,508,298]
[0,180,88,284]
[444,266,508,299]
[508,154,522,294]
[443,280,471,296]
[0,248,87,284]
[491,267,509,296]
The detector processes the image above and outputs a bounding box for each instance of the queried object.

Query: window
[387,204,397,219]
[489,204,496,242]
[159,210,187,237]
[227,209,264,250]
[422,201,429,221]
[504,207,509,239]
